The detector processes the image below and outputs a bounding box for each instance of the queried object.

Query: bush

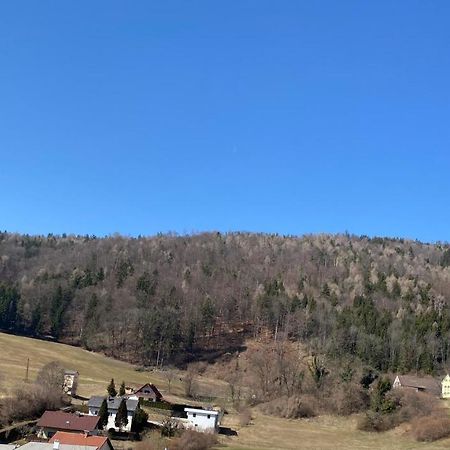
[171,430,217,450]
[238,407,252,426]
[259,395,316,419]
[412,416,450,442]
[0,383,67,425]
[357,411,393,432]
[333,383,369,415]
[393,390,438,423]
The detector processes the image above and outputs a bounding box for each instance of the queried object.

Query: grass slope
[0,332,172,398]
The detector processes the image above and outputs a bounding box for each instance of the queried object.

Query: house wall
[442,377,450,399]
[185,412,218,433]
[88,407,134,432]
[105,412,134,432]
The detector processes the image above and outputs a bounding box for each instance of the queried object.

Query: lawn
[218,412,450,450]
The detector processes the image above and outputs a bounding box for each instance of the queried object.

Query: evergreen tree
[107,378,117,397]
[115,398,129,431]
[98,398,109,429]
[119,380,126,396]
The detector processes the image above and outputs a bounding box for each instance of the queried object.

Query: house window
[207,415,210,419]
[193,413,196,417]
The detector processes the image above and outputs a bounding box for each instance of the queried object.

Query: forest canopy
[1,231,450,373]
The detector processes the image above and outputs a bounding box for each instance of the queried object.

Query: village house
[126,383,162,402]
[49,432,113,450]
[392,375,441,397]
[36,411,100,439]
[63,371,79,397]
[183,407,221,433]
[87,396,138,432]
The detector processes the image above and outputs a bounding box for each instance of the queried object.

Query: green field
[1,332,450,450]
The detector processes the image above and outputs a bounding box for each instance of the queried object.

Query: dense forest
[1,231,450,374]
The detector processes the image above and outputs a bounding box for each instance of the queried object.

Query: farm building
[87,396,138,432]
[183,407,221,433]
[392,375,441,397]
[36,411,100,439]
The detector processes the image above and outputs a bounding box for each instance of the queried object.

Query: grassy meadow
[1,332,450,450]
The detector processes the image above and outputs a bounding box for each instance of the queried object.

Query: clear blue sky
[1,1,449,242]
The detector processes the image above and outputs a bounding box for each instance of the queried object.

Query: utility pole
[25,357,30,383]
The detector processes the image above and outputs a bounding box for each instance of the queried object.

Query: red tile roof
[49,432,108,450]
[37,411,100,432]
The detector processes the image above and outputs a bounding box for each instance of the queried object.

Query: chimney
[53,441,60,450]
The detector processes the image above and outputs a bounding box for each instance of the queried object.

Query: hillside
[1,232,450,373]
[2,333,450,450]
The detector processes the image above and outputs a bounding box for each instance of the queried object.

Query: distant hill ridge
[1,231,450,372]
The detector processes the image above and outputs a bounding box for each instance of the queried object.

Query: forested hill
[1,231,450,373]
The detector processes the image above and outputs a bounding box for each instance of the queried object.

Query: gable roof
[37,411,100,432]
[50,432,111,450]
[88,396,139,412]
[396,375,440,395]
[134,383,162,398]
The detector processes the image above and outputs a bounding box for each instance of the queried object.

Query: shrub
[357,411,392,432]
[259,395,316,419]
[412,416,450,442]
[238,407,252,426]
[333,383,369,415]
[171,430,217,450]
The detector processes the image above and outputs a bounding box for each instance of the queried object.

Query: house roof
[50,432,110,450]
[37,411,100,432]
[134,383,162,398]
[185,407,219,416]
[20,443,98,450]
[396,375,441,395]
[64,370,79,376]
[88,396,139,412]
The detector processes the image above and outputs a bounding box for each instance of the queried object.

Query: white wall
[185,411,219,433]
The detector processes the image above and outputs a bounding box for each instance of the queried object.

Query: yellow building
[441,374,450,399]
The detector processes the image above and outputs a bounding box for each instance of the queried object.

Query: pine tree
[107,378,117,397]
[119,381,126,396]
[115,398,129,431]
[98,398,109,429]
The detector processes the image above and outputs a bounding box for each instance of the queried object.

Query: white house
[184,407,221,433]
[87,396,139,432]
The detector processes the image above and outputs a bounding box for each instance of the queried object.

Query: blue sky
[1,1,449,242]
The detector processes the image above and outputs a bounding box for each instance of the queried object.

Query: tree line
[1,231,450,373]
